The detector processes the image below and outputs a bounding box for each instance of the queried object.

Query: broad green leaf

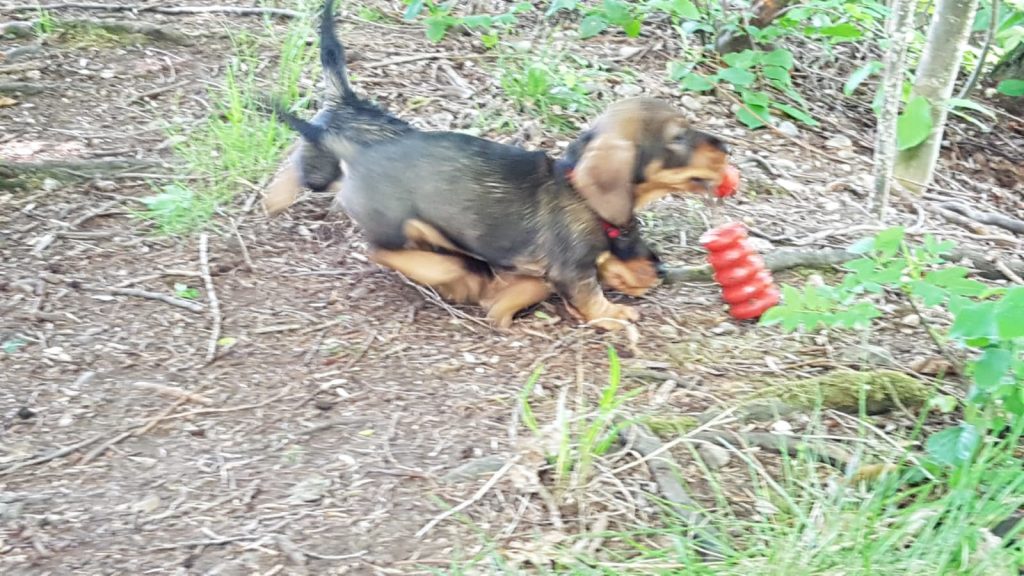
[424,16,452,42]
[622,18,643,37]
[603,0,632,24]
[873,259,908,283]
[761,65,790,84]
[723,50,758,70]
[896,96,933,151]
[403,0,425,20]
[996,79,1024,97]
[718,67,757,87]
[461,15,493,28]
[680,73,715,92]
[579,15,608,38]
[844,60,882,96]
[771,102,819,126]
[873,227,905,258]
[546,0,577,16]
[946,98,997,118]
[909,280,948,307]
[925,423,980,467]
[736,102,770,128]
[816,22,863,41]
[973,347,1013,390]
[847,238,876,254]
[742,90,771,107]
[995,287,1024,339]
[949,301,998,340]
[923,234,956,257]
[924,267,988,297]
[761,49,794,69]
[671,0,700,19]
[843,257,877,274]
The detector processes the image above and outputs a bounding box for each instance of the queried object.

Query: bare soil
[1,2,1021,575]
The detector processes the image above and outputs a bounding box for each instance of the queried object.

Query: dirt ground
[2,2,1022,575]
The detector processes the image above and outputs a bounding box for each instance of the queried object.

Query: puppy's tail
[319,0,355,101]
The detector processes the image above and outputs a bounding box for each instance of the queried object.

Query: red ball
[716,165,740,198]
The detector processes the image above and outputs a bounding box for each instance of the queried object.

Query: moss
[754,369,930,415]
[642,415,699,439]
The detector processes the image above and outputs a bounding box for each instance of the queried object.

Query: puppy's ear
[573,133,636,227]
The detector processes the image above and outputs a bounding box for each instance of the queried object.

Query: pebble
[41,178,61,192]
[680,95,703,111]
[824,134,853,149]
[614,83,643,97]
[777,121,800,137]
[442,455,507,483]
[900,314,922,327]
[290,475,331,503]
[709,322,737,336]
[770,420,793,434]
[698,443,732,470]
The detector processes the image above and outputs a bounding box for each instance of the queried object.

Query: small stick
[415,456,519,538]
[130,381,214,405]
[198,233,222,364]
[126,79,192,104]
[80,284,205,313]
[0,3,302,18]
[0,432,107,476]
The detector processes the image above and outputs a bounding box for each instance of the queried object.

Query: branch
[0,3,302,18]
[939,202,1024,235]
[0,159,170,180]
[663,245,1024,283]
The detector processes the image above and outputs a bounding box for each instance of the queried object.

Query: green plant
[140,10,317,234]
[760,226,1023,468]
[497,50,606,132]
[676,47,818,128]
[402,0,531,46]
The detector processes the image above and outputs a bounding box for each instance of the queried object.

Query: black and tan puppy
[268,0,731,330]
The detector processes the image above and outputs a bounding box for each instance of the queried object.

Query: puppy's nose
[654,261,668,278]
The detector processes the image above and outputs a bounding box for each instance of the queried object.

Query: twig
[198,233,222,364]
[620,424,725,558]
[130,381,214,405]
[415,456,519,538]
[126,79,192,104]
[0,432,107,476]
[690,430,852,470]
[0,3,302,18]
[939,202,1024,235]
[79,284,205,313]
[663,247,856,283]
[0,81,47,94]
[0,159,170,179]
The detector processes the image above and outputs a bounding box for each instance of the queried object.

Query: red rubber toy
[715,165,741,198]
[699,221,780,320]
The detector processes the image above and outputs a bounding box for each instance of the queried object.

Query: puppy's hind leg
[368,248,490,304]
[480,275,552,330]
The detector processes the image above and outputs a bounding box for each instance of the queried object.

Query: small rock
[618,46,644,59]
[16,407,35,420]
[41,178,61,192]
[709,322,737,336]
[824,134,853,149]
[680,95,702,112]
[770,420,793,434]
[132,494,162,514]
[698,443,732,470]
[775,178,806,194]
[839,344,897,368]
[777,121,799,137]
[57,414,74,427]
[773,158,798,171]
[658,325,680,339]
[42,346,72,363]
[290,475,331,503]
[899,314,921,327]
[909,356,955,376]
[510,40,532,52]
[442,455,507,483]
[614,83,643,97]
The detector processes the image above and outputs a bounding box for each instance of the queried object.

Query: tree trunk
[893,0,981,194]
[871,0,916,219]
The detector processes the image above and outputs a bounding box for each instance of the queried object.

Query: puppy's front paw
[601,257,660,297]
[586,302,639,332]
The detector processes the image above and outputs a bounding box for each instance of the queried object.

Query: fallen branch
[663,246,1024,283]
[690,430,852,470]
[130,381,213,405]
[0,159,169,180]
[0,432,107,476]
[0,81,47,94]
[198,233,222,364]
[940,202,1024,235]
[620,424,725,558]
[77,283,205,313]
[415,456,519,538]
[1,3,302,18]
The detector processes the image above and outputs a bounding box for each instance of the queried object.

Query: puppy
[266,0,731,330]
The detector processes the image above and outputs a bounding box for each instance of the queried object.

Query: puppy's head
[566,97,731,227]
